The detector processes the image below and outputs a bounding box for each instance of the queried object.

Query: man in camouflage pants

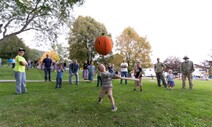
[180,56,195,90]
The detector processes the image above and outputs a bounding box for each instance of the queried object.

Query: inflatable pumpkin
[94,35,112,55]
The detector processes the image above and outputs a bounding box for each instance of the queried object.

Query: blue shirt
[166,74,174,81]
[43,58,52,68]
[108,66,114,74]
[70,63,80,73]
[57,69,64,78]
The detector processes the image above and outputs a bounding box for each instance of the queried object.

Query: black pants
[156,72,167,87]
[44,67,51,81]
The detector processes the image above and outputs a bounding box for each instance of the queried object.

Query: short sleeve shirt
[43,58,52,68]
[120,62,128,72]
[13,55,26,72]
[155,62,164,73]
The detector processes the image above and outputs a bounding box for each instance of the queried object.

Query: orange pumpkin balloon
[95,35,112,55]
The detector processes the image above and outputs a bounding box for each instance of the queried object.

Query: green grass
[0,67,212,127]
[0,67,71,80]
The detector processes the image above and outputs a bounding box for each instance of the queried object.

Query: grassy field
[0,67,70,80]
[0,67,212,127]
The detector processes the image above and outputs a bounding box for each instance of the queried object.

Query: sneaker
[97,99,103,104]
[111,106,117,112]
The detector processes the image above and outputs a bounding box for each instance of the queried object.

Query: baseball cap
[18,48,25,52]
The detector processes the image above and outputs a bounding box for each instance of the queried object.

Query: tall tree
[116,27,152,72]
[0,35,30,59]
[27,48,43,61]
[0,0,84,44]
[52,43,69,61]
[68,16,109,64]
[39,50,60,63]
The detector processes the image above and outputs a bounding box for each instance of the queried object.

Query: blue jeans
[14,71,27,94]
[44,67,52,81]
[120,71,128,84]
[97,76,102,87]
[69,72,79,84]
[56,77,62,88]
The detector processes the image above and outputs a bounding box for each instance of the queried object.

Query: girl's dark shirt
[83,63,88,69]
[135,67,142,78]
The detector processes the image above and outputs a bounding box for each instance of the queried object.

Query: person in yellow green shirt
[14,48,28,94]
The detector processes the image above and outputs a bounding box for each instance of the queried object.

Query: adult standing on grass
[97,64,120,112]
[88,61,95,82]
[0,58,2,67]
[14,48,28,94]
[82,60,89,80]
[179,56,195,90]
[69,59,80,85]
[42,54,52,82]
[154,58,167,87]
[94,63,102,87]
[120,59,128,85]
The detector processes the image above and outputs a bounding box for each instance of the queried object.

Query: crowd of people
[11,47,205,112]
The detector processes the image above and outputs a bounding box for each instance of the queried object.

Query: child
[55,63,64,88]
[166,69,175,90]
[94,64,102,87]
[97,64,120,112]
[133,61,143,92]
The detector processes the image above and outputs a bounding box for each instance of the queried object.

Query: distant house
[143,68,155,77]
[193,64,210,78]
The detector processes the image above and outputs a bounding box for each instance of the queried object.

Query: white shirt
[120,62,128,72]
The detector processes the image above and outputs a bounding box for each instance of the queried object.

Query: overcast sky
[20,0,212,64]
[72,0,212,64]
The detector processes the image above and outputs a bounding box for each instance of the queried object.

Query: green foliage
[0,75,211,126]
[27,48,44,61]
[116,27,152,72]
[68,16,109,64]
[52,43,69,61]
[0,35,29,59]
[0,0,84,43]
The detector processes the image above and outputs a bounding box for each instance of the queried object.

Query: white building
[143,68,156,77]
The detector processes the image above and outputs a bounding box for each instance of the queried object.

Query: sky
[21,0,212,64]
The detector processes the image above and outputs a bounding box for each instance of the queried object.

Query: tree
[27,48,44,61]
[0,35,30,59]
[163,56,181,73]
[39,50,60,63]
[95,53,123,69]
[0,0,84,44]
[68,16,109,64]
[52,43,69,61]
[116,27,152,72]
